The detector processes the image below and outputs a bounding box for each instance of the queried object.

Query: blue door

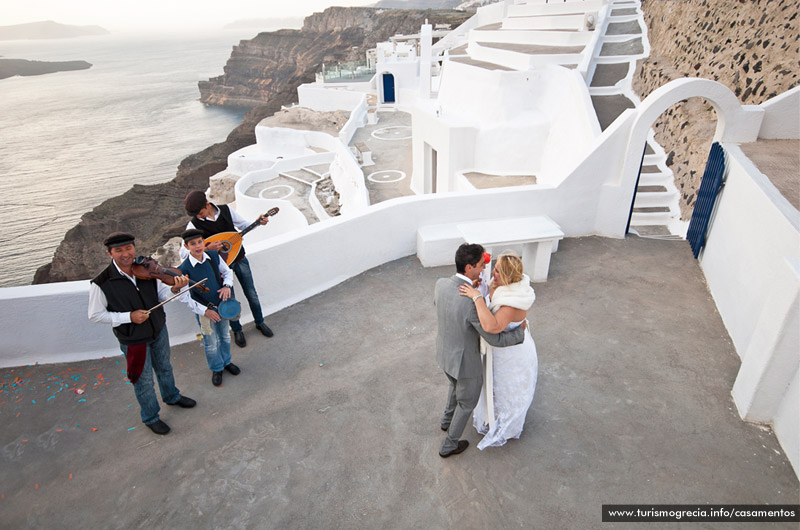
[383,74,395,103]
[687,142,726,258]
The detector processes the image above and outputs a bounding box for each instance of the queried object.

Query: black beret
[181,228,205,242]
[103,232,135,249]
[184,191,207,216]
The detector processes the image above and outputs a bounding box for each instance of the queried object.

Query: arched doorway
[621,78,761,236]
[381,73,396,104]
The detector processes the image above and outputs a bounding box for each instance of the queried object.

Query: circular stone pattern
[259,185,295,200]
[367,170,406,183]
[371,126,412,140]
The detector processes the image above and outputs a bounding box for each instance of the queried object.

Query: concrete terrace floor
[1,236,798,529]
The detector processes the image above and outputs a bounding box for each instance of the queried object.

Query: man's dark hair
[455,243,485,274]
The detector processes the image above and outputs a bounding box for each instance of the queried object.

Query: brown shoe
[439,440,469,458]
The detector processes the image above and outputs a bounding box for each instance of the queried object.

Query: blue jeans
[119,325,181,425]
[196,314,232,372]
[230,256,264,332]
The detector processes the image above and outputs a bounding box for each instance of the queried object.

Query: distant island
[0,59,92,79]
[0,20,109,41]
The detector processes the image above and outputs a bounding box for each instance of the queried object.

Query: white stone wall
[702,144,800,477]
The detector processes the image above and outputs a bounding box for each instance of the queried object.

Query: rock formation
[633,0,799,219]
[0,59,91,80]
[199,7,471,108]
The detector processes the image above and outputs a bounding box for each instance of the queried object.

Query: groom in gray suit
[435,243,525,457]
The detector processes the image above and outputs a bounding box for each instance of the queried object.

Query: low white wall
[758,86,800,139]
[507,0,605,17]
[227,144,275,176]
[338,96,368,144]
[469,42,581,70]
[0,175,628,369]
[503,13,587,30]
[701,144,800,477]
[470,28,592,47]
[297,84,366,112]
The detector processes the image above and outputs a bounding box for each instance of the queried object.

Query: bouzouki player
[183,190,274,348]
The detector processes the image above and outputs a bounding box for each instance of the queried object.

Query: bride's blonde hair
[493,251,524,286]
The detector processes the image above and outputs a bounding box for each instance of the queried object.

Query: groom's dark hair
[455,243,485,274]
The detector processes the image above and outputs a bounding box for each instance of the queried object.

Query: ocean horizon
[0,30,272,287]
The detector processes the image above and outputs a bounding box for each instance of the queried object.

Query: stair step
[633,206,670,213]
[637,185,667,193]
[638,173,672,186]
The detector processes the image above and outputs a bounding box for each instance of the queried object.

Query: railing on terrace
[321,60,376,82]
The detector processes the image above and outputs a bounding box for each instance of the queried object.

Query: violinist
[88,232,197,436]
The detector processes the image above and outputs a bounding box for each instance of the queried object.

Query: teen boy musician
[182,190,274,348]
[178,228,242,387]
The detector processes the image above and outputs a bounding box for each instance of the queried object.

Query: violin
[131,256,210,293]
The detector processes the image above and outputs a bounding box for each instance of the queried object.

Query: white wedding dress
[473,319,539,450]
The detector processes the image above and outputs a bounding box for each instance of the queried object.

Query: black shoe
[441,424,449,432]
[212,371,223,386]
[233,331,246,348]
[167,396,196,408]
[224,363,241,375]
[439,440,469,458]
[256,323,273,337]
[146,420,171,435]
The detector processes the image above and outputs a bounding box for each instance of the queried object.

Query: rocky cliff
[633,0,799,219]
[33,95,296,284]
[199,7,471,108]
[34,7,471,284]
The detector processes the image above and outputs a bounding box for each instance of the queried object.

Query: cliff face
[633,0,799,219]
[199,7,471,108]
[34,7,471,284]
[33,98,293,284]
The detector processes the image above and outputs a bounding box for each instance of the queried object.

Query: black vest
[92,262,166,345]
[191,204,245,262]
[178,251,224,308]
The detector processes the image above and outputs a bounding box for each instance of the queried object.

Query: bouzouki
[204,207,279,266]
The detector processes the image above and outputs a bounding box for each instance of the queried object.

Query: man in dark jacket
[88,232,197,435]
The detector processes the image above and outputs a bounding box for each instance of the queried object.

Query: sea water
[0,31,261,287]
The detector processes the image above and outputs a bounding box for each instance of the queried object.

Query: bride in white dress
[458,252,538,450]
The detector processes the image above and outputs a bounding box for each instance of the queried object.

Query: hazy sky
[2,0,375,32]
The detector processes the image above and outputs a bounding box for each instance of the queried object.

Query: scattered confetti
[78,399,86,403]
[34,484,38,490]
[91,428,98,432]
[127,427,136,431]
[75,389,85,395]
[68,474,73,480]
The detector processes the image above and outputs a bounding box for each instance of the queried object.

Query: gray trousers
[440,373,482,454]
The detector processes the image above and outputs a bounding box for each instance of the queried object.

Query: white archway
[618,78,765,231]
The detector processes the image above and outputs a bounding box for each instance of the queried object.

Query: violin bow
[144,278,208,315]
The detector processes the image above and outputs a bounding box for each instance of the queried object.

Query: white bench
[416,216,564,282]
[354,142,374,166]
